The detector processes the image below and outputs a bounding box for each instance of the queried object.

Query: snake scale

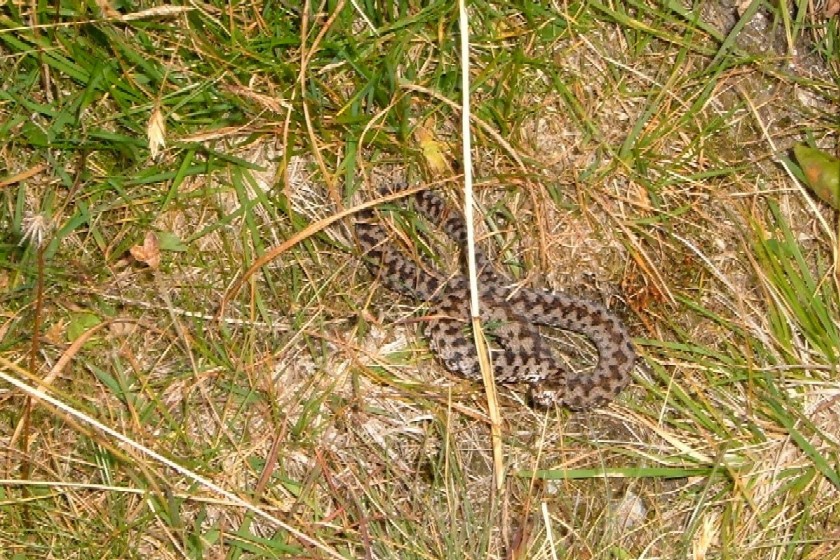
[356,189,635,409]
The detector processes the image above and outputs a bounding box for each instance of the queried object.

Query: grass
[1,0,839,558]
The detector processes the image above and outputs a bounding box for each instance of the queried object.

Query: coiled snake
[356,189,635,409]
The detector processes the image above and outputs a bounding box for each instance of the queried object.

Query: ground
[1,1,839,559]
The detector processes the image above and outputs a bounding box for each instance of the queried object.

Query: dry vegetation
[1,1,839,558]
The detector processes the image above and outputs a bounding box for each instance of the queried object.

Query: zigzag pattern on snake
[356,189,635,409]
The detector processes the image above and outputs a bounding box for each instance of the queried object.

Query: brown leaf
[109,320,139,337]
[223,84,290,113]
[94,0,121,18]
[130,231,161,269]
[43,321,65,345]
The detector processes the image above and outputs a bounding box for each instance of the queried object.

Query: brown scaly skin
[356,189,635,409]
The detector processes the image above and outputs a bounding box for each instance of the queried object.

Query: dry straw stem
[458,0,505,501]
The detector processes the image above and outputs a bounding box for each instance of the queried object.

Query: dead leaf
[130,231,161,269]
[147,105,166,160]
[44,321,65,345]
[415,124,450,177]
[94,0,120,18]
[223,84,290,113]
[120,5,194,21]
[793,144,840,210]
[109,320,139,337]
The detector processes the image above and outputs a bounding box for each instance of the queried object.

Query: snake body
[356,189,635,409]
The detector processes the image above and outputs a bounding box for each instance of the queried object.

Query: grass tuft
[1,1,838,558]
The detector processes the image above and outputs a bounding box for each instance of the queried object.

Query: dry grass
[1,1,839,558]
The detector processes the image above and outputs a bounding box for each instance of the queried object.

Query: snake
[356,189,635,409]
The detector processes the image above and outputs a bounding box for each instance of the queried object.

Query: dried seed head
[19,212,50,248]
